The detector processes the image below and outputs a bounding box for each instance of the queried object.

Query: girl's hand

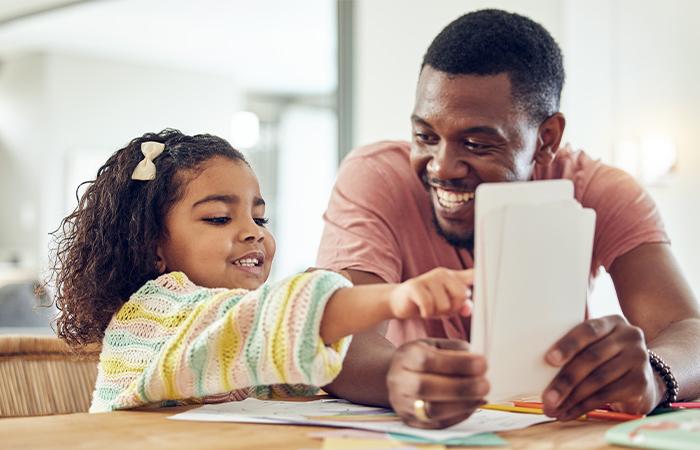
[388,268,473,319]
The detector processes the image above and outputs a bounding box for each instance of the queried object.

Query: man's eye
[464,140,492,151]
[254,217,270,227]
[414,132,437,144]
[203,217,231,225]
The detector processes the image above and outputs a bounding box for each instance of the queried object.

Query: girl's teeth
[234,258,259,266]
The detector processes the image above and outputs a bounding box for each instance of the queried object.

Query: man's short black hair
[422,9,565,124]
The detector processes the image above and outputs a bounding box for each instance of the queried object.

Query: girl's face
[156,156,275,290]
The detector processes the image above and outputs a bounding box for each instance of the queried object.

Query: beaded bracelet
[648,349,679,407]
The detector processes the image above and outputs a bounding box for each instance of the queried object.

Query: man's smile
[429,186,476,222]
[434,187,475,209]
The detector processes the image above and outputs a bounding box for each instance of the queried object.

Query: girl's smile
[230,250,266,275]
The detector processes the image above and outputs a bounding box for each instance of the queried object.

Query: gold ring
[413,399,430,421]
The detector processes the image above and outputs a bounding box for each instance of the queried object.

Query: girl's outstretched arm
[320,267,473,344]
[90,268,472,412]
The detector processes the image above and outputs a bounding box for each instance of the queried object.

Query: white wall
[0,52,242,273]
[563,0,700,312]
[353,0,700,313]
[274,105,337,280]
[0,54,48,266]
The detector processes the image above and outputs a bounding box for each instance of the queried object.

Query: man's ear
[155,245,167,274]
[535,112,566,166]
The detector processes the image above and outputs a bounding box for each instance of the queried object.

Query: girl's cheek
[266,233,277,259]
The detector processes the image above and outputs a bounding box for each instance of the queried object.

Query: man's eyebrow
[410,114,433,127]
[460,126,504,137]
[192,194,266,208]
[411,114,503,137]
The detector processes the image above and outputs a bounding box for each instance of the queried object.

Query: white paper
[169,398,552,442]
[472,180,596,402]
[472,180,574,356]
[487,202,594,401]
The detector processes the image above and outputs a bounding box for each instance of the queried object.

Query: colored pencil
[512,401,643,421]
[481,404,544,414]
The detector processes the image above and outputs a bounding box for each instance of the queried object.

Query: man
[317,9,700,429]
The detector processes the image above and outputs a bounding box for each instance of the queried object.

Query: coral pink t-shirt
[316,141,669,345]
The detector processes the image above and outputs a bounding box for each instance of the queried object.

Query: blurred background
[0,0,697,334]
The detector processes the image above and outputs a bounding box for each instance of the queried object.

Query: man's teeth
[234,258,259,267]
[435,188,475,208]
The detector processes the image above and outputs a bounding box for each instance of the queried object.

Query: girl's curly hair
[50,129,247,347]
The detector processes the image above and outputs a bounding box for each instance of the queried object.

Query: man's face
[410,67,541,248]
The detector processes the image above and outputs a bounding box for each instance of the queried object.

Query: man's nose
[429,142,469,179]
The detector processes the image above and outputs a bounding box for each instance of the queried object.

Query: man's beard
[430,206,474,251]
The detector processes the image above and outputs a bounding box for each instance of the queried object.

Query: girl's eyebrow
[192,194,265,208]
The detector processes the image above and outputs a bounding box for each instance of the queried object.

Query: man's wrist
[648,349,680,407]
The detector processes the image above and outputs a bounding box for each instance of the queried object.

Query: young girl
[51,129,473,413]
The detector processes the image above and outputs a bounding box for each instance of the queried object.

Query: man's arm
[323,270,489,429]
[322,270,394,406]
[613,243,700,401]
[542,243,700,419]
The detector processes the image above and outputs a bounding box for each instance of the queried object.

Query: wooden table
[0,406,620,449]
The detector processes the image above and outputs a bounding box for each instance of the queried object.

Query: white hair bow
[131,141,165,181]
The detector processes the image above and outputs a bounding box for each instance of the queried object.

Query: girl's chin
[196,275,265,291]
[227,273,267,290]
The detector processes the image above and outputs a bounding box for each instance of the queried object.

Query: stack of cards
[471,180,596,402]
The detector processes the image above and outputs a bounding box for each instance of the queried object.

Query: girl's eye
[254,217,269,227]
[203,217,231,225]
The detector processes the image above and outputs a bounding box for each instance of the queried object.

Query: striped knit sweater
[90,270,352,412]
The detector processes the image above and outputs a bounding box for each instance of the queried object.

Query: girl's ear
[534,112,566,166]
[155,245,167,274]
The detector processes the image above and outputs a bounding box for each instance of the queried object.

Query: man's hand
[542,315,664,420]
[387,338,489,429]
[388,268,473,319]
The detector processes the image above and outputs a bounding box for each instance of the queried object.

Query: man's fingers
[420,399,486,422]
[544,351,628,417]
[543,335,626,411]
[392,371,490,401]
[545,316,622,367]
[557,372,642,421]
[398,398,484,427]
[542,321,651,418]
[427,337,470,352]
[391,394,482,429]
[388,337,485,430]
[398,340,486,376]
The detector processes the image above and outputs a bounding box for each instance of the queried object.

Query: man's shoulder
[344,140,411,165]
[339,140,417,186]
[536,145,632,198]
[536,145,600,180]
[538,145,652,216]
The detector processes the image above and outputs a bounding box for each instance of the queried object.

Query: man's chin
[432,215,475,250]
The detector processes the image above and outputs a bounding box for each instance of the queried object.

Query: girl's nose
[238,220,264,243]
